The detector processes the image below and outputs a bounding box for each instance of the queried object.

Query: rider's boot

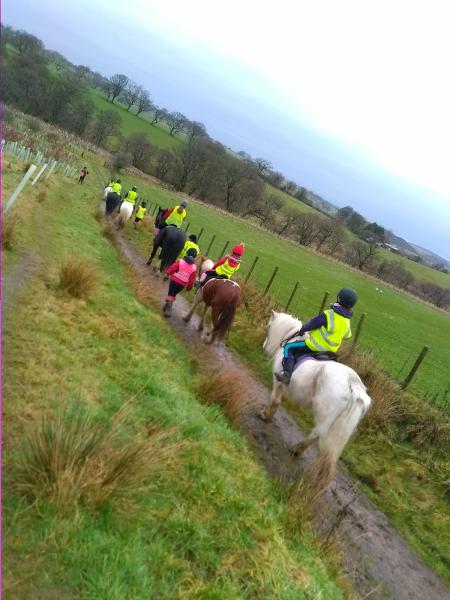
[162,301,173,318]
[275,356,295,385]
[146,257,152,266]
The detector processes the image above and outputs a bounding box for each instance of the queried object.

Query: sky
[5,0,450,259]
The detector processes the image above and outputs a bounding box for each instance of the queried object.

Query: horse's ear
[271,309,278,318]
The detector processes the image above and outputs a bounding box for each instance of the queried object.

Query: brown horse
[183,278,242,344]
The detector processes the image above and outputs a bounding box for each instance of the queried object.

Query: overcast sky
[5,0,450,259]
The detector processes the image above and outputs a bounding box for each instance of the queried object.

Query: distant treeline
[2,24,449,309]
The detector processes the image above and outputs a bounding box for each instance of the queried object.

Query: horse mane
[265,312,303,356]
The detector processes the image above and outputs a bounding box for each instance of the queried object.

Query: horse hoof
[258,411,271,422]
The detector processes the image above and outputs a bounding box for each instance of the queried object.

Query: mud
[113,225,449,600]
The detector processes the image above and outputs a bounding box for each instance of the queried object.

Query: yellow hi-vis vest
[111,182,122,195]
[215,258,240,279]
[305,309,352,353]
[135,205,146,219]
[165,206,186,227]
[125,190,138,205]
[178,240,200,259]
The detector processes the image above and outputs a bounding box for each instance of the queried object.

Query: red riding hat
[231,243,245,256]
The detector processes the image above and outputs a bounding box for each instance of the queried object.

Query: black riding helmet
[184,255,195,264]
[188,234,198,243]
[132,186,137,191]
[337,288,357,308]
[186,248,198,258]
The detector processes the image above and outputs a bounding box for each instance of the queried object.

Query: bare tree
[107,74,129,103]
[240,193,283,226]
[122,82,142,111]
[275,208,299,236]
[314,217,342,251]
[283,180,298,196]
[254,157,273,176]
[124,133,154,170]
[154,150,174,181]
[294,213,321,246]
[165,111,188,136]
[74,65,91,82]
[151,107,168,124]
[186,120,208,142]
[91,110,122,146]
[135,89,153,116]
[14,31,44,56]
[347,240,378,270]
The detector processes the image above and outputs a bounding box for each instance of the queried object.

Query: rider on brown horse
[200,243,245,287]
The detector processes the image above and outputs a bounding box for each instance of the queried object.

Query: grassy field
[89,89,182,150]
[117,182,450,585]
[115,182,450,407]
[4,121,449,585]
[3,161,349,598]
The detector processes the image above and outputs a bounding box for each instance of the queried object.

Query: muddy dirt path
[113,225,449,600]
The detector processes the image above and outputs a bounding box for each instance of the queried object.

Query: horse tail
[213,294,240,340]
[318,373,371,475]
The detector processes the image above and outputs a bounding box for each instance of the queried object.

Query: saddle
[294,351,337,370]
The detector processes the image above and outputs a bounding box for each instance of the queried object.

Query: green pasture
[3,162,344,598]
[117,177,450,584]
[89,89,182,150]
[118,182,450,407]
[378,247,450,288]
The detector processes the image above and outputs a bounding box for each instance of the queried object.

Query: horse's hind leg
[292,429,319,456]
[183,290,202,323]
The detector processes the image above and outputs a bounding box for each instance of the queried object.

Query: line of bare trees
[4,25,449,310]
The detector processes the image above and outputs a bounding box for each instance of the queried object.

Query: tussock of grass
[2,217,16,251]
[37,189,47,204]
[59,256,98,299]
[15,406,187,510]
[196,369,259,425]
[339,348,401,431]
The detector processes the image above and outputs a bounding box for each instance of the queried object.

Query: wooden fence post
[285,281,299,312]
[152,204,158,215]
[184,222,190,234]
[205,234,216,256]
[244,256,259,283]
[401,346,429,390]
[219,240,229,258]
[319,291,329,313]
[264,266,279,296]
[352,312,366,346]
[197,227,204,242]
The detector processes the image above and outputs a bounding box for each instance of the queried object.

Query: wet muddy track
[113,225,449,600]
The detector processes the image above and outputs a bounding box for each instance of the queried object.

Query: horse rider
[275,288,357,385]
[160,199,189,229]
[163,248,198,317]
[110,178,122,196]
[118,185,138,213]
[178,234,200,260]
[199,243,245,287]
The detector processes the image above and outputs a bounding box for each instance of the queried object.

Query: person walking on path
[162,248,198,317]
[178,234,200,259]
[134,202,147,229]
[78,167,89,184]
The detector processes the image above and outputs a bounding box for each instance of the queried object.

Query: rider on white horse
[276,288,357,385]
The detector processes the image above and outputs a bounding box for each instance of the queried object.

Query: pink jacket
[166,259,197,290]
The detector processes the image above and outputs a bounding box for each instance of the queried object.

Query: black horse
[147,207,186,272]
[105,191,121,215]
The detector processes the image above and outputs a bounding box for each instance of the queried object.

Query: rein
[279,325,302,348]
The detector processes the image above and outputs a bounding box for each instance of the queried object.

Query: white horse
[116,200,134,228]
[103,186,112,200]
[262,311,371,475]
